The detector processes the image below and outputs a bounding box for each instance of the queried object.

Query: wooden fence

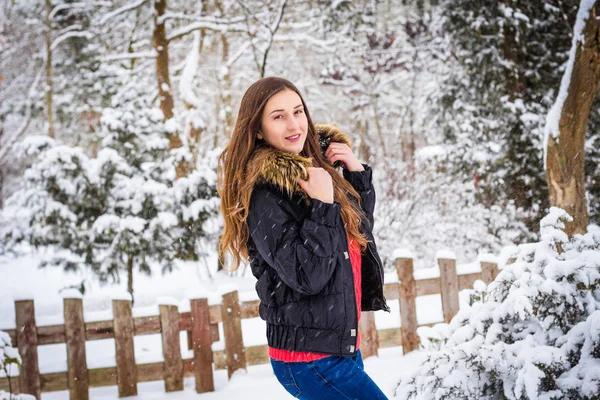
[0,256,500,399]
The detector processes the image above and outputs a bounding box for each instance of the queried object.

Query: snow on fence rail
[1,255,501,399]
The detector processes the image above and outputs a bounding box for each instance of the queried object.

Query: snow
[0,249,437,398]
[156,296,179,307]
[435,249,457,260]
[477,252,498,264]
[60,289,83,299]
[392,248,414,260]
[413,267,440,280]
[179,31,202,109]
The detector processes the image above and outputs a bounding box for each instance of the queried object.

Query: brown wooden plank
[37,325,66,345]
[183,358,195,377]
[64,297,89,400]
[40,371,68,392]
[415,278,441,296]
[137,362,165,383]
[245,345,269,366]
[438,258,460,323]
[383,282,400,300]
[377,328,402,348]
[221,291,246,378]
[88,366,117,387]
[190,298,215,393]
[85,320,114,341]
[213,350,227,370]
[0,376,21,394]
[458,272,481,291]
[159,304,184,392]
[113,299,138,396]
[397,258,419,354]
[240,300,260,319]
[211,324,219,342]
[359,311,378,358]
[180,312,192,331]
[134,315,161,336]
[15,300,41,399]
[209,304,221,324]
[481,262,499,285]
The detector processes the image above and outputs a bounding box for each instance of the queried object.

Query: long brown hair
[217,77,369,271]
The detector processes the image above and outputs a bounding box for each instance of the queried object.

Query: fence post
[159,299,184,392]
[358,312,378,359]
[190,298,214,393]
[15,299,41,399]
[396,255,419,354]
[438,255,459,324]
[112,298,137,397]
[481,262,499,285]
[63,294,89,400]
[221,290,246,379]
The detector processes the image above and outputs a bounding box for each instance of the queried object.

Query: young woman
[217,77,390,399]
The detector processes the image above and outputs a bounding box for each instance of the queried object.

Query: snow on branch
[179,31,202,109]
[157,13,246,25]
[0,67,43,165]
[99,0,149,26]
[102,50,157,62]
[167,21,248,42]
[50,31,95,51]
[48,2,109,20]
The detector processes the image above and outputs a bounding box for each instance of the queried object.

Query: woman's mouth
[286,134,301,142]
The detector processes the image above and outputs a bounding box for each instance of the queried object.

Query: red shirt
[268,237,362,362]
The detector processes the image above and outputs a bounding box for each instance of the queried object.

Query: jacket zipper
[367,240,390,312]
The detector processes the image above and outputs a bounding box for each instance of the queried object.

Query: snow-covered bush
[417,324,451,351]
[396,208,600,400]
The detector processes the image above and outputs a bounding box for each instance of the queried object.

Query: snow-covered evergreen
[0,82,220,300]
[396,208,600,399]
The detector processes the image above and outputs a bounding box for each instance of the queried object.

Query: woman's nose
[287,115,299,131]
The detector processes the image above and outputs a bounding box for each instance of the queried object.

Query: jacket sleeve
[343,163,376,229]
[247,188,344,296]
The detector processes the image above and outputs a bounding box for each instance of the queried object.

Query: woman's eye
[295,109,304,115]
[274,115,283,120]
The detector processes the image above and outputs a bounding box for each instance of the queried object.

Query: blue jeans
[270,350,388,399]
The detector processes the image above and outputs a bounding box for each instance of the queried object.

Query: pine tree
[0,81,220,301]
[437,0,593,237]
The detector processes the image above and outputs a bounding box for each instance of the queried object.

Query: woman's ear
[257,131,263,140]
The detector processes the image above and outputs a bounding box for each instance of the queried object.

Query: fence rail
[0,256,500,399]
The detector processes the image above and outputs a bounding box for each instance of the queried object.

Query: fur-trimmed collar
[247,124,353,198]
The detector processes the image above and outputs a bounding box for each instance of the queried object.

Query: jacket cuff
[309,198,342,227]
[342,163,372,191]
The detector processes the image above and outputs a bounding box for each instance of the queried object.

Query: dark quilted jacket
[246,125,390,357]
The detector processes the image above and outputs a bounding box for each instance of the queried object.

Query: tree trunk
[182,30,205,170]
[153,0,187,178]
[45,0,55,139]
[546,1,599,237]
[127,256,134,305]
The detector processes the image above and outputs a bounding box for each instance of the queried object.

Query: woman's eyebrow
[268,104,303,115]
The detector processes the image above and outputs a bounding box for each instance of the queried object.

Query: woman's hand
[324,143,365,172]
[297,167,334,204]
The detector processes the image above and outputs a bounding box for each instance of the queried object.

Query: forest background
[1,0,599,299]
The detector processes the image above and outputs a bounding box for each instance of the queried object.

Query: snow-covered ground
[1,250,478,399]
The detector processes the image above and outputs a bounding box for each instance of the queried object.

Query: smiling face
[258,89,308,155]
